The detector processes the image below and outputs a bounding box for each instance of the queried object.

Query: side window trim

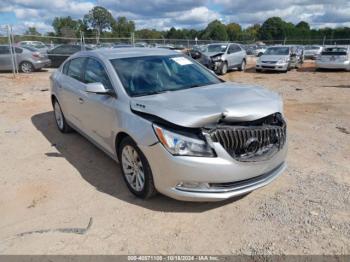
[84,57,115,94]
[65,57,88,83]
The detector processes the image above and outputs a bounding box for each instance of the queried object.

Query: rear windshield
[321,48,348,56]
[110,55,221,97]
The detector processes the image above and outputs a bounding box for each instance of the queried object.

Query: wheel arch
[115,131,132,160]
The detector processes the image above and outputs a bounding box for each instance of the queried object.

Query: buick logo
[244,137,260,153]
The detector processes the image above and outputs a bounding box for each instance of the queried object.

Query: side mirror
[257,52,263,57]
[86,82,114,96]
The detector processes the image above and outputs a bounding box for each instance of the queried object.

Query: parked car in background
[17,41,49,52]
[134,42,149,47]
[254,45,267,56]
[0,45,50,73]
[47,44,91,67]
[303,45,323,59]
[256,46,302,73]
[50,48,287,201]
[113,43,133,48]
[316,46,350,71]
[203,43,247,75]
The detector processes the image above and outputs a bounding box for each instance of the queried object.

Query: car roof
[78,47,179,60]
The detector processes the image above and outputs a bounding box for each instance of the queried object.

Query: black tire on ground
[255,69,262,73]
[219,62,228,75]
[53,99,73,133]
[238,59,246,72]
[118,136,157,199]
[19,61,34,73]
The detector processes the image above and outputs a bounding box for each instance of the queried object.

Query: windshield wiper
[132,90,171,97]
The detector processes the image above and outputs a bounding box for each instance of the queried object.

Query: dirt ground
[0,59,349,255]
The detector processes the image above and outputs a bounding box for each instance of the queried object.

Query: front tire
[219,62,228,75]
[119,137,157,199]
[238,59,246,71]
[53,99,73,133]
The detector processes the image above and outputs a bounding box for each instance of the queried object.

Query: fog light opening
[176,182,210,191]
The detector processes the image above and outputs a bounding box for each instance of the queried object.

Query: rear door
[58,57,87,130]
[229,44,244,67]
[226,44,235,67]
[0,46,12,70]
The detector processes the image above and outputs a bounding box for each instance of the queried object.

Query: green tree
[259,17,288,40]
[24,27,41,36]
[112,16,135,37]
[83,6,114,42]
[135,29,163,39]
[52,16,83,38]
[226,23,241,41]
[244,24,261,40]
[202,20,228,41]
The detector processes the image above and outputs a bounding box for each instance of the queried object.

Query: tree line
[23,6,350,42]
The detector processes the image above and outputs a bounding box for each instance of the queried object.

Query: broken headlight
[153,124,215,157]
[211,55,222,62]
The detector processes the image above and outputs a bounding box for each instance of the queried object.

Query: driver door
[78,57,117,155]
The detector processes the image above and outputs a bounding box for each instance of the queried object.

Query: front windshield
[207,44,227,53]
[305,46,320,50]
[111,55,222,97]
[264,47,290,55]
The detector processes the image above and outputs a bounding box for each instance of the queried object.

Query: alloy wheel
[121,145,145,192]
[54,101,64,130]
[21,62,33,73]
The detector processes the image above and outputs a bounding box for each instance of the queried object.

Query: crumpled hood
[130,82,283,128]
[260,55,289,62]
[203,51,224,58]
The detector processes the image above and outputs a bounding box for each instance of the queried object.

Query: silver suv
[50,48,287,202]
[203,43,247,75]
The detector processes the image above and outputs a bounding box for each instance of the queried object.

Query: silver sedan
[50,48,287,201]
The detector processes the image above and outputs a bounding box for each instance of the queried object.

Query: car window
[52,46,68,54]
[111,55,222,97]
[67,58,86,82]
[84,58,113,90]
[62,61,70,75]
[229,44,241,53]
[15,47,23,54]
[0,46,10,54]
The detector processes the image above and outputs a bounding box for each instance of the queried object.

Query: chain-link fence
[1,26,350,77]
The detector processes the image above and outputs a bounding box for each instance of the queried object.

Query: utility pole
[7,25,16,78]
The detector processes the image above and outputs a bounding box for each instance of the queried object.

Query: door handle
[78,97,84,104]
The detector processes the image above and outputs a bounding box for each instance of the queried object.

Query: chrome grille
[208,116,286,162]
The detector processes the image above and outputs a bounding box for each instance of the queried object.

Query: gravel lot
[0,60,349,255]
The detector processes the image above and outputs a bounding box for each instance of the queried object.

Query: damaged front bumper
[140,136,287,202]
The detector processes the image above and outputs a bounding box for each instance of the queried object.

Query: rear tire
[238,60,246,71]
[19,61,34,73]
[118,137,157,199]
[53,99,73,133]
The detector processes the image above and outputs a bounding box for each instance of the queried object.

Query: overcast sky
[0,0,350,33]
